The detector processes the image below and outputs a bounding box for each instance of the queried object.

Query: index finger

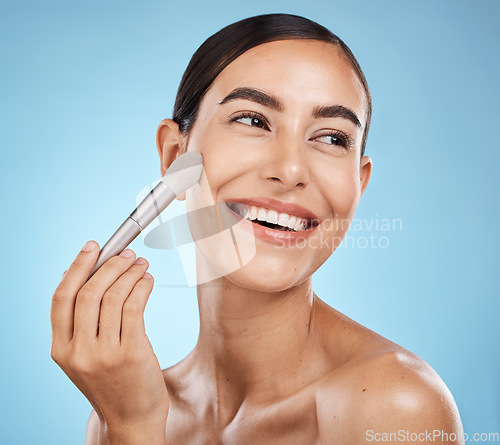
[50,241,99,344]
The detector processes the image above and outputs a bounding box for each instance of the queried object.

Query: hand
[50,241,169,434]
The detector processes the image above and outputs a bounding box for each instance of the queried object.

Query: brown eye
[315,130,353,149]
[251,117,264,128]
[237,116,265,128]
[326,135,343,146]
[317,134,345,146]
[231,112,270,130]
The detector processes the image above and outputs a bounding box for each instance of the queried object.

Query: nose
[259,138,310,191]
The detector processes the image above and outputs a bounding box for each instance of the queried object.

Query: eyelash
[230,112,269,130]
[315,130,354,150]
[229,111,354,150]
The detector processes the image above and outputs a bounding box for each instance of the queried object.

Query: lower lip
[225,203,319,246]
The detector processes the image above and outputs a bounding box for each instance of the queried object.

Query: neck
[192,253,319,405]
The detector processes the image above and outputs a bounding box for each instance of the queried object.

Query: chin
[186,188,339,290]
[193,233,317,292]
[224,255,312,292]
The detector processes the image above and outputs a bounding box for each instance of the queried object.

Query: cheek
[184,128,232,208]
[186,125,265,206]
[183,127,264,282]
[316,160,361,223]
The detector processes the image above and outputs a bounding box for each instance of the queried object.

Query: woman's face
[171,39,371,291]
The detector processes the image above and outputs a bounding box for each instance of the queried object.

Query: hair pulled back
[173,13,371,157]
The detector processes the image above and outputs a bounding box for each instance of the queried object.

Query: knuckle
[50,340,70,365]
[106,255,130,271]
[96,350,121,370]
[72,254,87,268]
[67,344,99,374]
[51,287,68,304]
[102,288,126,304]
[123,299,144,315]
[77,287,99,303]
[50,346,64,365]
[53,279,78,301]
[67,354,90,374]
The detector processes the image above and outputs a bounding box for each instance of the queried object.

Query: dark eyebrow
[219,87,362,128]
[313,105,362,128]
[218,87,284,111]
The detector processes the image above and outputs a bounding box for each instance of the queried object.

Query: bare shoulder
[315,343,464,444]
[311,298,463,443]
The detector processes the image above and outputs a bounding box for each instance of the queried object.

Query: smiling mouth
[225,202,320,232]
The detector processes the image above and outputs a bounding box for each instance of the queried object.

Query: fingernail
[143,272,153,279]
[82,241,96,252]
[119,249,134,258]
[134,257,147,265]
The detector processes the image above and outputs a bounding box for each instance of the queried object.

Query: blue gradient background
[1,0,499,443]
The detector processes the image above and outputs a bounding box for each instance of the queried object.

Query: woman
[51,14,464,444]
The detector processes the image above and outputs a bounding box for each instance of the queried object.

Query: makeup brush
[88,151,203,278]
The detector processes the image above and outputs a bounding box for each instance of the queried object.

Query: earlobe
[156,118,185,177]
[359,156,372,197]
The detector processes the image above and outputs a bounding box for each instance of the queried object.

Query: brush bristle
[161,152,203,195]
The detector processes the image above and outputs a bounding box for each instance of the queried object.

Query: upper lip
[224,197,320,223]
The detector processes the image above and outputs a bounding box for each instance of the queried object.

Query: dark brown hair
[173,13,371,157]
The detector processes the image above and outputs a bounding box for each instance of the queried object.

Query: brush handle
[88,217,142,278]
[88,182,176,279]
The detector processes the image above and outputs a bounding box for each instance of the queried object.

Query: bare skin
[161,297,462,444]
[52,39,463,444]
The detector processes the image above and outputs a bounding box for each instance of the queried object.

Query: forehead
[207,39,367,121]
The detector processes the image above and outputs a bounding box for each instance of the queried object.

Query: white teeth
[277,213,288,226]
[229,202,311,231]
[257,208,267,221]
[249,206,258,220]
[267,209,278,224]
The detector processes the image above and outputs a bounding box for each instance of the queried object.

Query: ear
[359,155,372,197]
[156,119,187,201]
